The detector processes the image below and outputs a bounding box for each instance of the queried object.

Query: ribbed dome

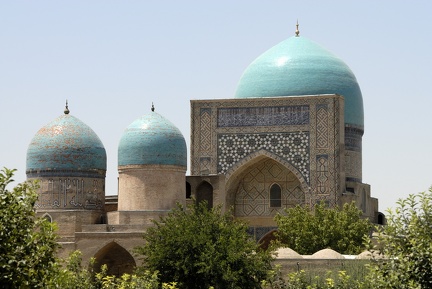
[234,35,364,127]
[118,111,187,167]
[26,111,107,175]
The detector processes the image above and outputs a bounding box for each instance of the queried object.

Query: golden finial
[295,20,300,37]
[64,99,70,114]
[151,102,155,112]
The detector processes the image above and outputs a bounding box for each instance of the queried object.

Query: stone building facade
[26,27,383,274]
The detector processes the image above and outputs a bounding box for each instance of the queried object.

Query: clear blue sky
[1,1,431,212]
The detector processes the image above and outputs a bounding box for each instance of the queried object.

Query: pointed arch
[225,153,308,222]
[225,149,308,192]
[196,181,213,209]
[258,229,278,250]
[42,213,52,223]
[93,242,136,277]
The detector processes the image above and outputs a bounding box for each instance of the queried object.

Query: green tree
[0,168,58,288]
[135,201,274,289]
[275,202,372,255]
[365,189,432,289]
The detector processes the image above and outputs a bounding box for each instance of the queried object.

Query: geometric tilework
[316,104,329,149]
[234,158,305,217]
[217,105,309,127]
[200,108,212,153]
[218,132,309,182]
[316,155,329,194]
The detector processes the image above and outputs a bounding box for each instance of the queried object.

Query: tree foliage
[0,168,58,288]
[275,202,372,255]
[135,201,274,289]
[47,250,178,289]
[366,189,432,288]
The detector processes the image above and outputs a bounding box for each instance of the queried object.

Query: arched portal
[93,242,136,277]
[227,157,305,221]
[196,181,213,209]
[258,229,278,250]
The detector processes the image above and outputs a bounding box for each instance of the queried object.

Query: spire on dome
[64,100,70,114]
[151,102,155,112]
[295,20,300,37]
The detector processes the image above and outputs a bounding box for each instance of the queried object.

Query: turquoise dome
[234,35,364,127]
[118,111,187,167]
[26,111,107,175]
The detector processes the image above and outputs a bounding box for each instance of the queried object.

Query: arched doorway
[93,242,136,277]
[377,212,386,225]
[186,181,192,199]
[196,181,213,209]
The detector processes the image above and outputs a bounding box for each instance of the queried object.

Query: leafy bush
[0,168,58,288]
[275,202,372,255]
[365,189,432,288]
[135,201,274,289]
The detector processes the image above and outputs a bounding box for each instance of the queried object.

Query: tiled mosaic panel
[217,132,310,182]
[316,104,329,149]
[316,155,329,194]
[199,108,212,153]
[234,159,305,216]
[217,105,309,127]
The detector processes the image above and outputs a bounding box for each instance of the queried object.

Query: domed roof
[273,247,303,259]
[26,106,107,175]
[234,32,364,127]
[118,109,187,167]
[311,248,345,259]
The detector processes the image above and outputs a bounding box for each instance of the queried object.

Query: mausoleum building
[26,25,383,274]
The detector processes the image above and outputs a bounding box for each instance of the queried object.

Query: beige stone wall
[340,181,379,222]
[75,231,145,274]
[36,210,104,242]
[118,164,186,211]
[186,174,226,209]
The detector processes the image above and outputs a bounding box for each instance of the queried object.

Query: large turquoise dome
[234,35,364,127]
[26,108,107,176]
[118,111,187,167]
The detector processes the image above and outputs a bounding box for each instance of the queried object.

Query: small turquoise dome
[118,111,187,167]
[26,110,107,174]
[235,35,364,127]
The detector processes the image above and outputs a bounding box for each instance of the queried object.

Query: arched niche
[270,183,282,208]
[186,181,192,199]
[258,229,278,250]
[226,155,307,218]
[42,213,52,223]
[93,242,136,277]
[196,181,213,209]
